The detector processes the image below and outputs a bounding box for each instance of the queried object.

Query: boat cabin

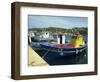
[41,32,50,39]
[57,32,65,44]
[71,32,85,47]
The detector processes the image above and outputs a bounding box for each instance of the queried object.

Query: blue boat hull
[39,44,87,56]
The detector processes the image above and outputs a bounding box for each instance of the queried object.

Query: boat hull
[39,43,87,56]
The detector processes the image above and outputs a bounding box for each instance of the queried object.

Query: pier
[28,46,49,66]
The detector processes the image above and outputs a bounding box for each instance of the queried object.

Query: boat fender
[60,49,63,56]
[60,52,63,56]
[76,49,78,54]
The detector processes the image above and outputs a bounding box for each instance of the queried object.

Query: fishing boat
[28,31,55,48]
[28,31,54,42]
[39,32,54,42]
[39,32,87,56]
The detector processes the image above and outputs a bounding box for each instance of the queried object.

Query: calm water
[31,36,88,65]
[34,48,87,65]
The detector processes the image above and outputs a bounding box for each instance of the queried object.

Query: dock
[28,46,49,66]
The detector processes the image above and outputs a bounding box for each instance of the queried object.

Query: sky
[28,15,88,29]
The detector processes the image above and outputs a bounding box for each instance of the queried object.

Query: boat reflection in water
[29,31,88,65]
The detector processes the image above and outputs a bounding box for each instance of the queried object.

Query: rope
[42,49,50,58]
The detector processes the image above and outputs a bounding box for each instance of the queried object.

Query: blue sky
[28,15,88,29]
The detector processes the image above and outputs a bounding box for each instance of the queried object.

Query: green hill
[28,27,87,35]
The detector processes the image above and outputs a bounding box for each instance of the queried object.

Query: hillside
[28,27,88,35]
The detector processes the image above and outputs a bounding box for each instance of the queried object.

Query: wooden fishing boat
[39,32,87,56]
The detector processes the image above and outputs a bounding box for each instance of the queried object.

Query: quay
[28,46,49,66]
